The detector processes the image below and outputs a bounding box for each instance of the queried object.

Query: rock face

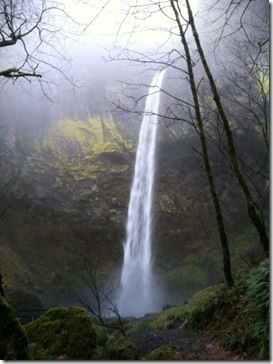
[2,113,134,224]
[0,69,267,310]
[0,95,138,307]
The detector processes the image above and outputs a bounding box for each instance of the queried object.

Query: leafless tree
[183,0,269,256]
[167,0,234,286]
[0,0,110,92]
[108,0,234,285]
[69,249,125,335]
[107,0,269,286]
[204,19,269,216]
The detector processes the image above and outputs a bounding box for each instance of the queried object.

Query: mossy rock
[96,334,139,360]
[25,306,96,360]
[149,285,224,331]
[146,345,176,360]
[0,295,31,360]
[159,194,177,213]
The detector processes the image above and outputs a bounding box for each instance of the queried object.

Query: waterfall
[117,70,165,317]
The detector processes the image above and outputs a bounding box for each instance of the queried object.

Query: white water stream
[117,71,165,317]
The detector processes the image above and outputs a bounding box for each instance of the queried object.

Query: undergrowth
[182,258,269,359]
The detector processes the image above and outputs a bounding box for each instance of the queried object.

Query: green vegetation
[25,307,139,360]
[181,259,269,359]
[157,224,262,303]
[243,258,269,359]
[44,116,126,156]
[0,295,31,360]
[158,194,191,213]
[94,333,139,360]
[25,307,97,360]
[1,205,123,307]
[146,345,177,360]
[149,285,223,331]
[1,259,267,360]
[42,115,133,181]
[159,194,177,213]
[124,259,269,360]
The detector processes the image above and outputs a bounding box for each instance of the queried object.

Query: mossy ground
[127,260,269,360]
[1,259,266,361]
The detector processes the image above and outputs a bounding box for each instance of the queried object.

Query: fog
[1,0,267,112]
[0,0,269,315]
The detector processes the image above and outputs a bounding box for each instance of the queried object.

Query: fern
[243,259,269,352]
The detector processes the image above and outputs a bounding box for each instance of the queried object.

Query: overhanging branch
[0,68,42,78]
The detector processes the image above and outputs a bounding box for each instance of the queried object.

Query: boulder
[25,306,97,360]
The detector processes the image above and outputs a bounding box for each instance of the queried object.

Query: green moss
[95,334,139,360]
[41,115,133,182]
[1,207,123,307]
[91,184,98,193]
[163,195,192,214]
[146,345,176,360]
[150,285,222,330]
[179,264,269,359]
[44,115,131,158]
[0,295,31,360]
[0,242,40,298]
[25,306,97,360]
[160,256,211,300]
[159,194,176,213]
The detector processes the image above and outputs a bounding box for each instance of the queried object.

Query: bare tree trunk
[185,0,269,257]
[170,0,233,286]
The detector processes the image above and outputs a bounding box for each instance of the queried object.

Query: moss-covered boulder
[96,334,139,360]
[0,294,31,360]
[25,306,97,360]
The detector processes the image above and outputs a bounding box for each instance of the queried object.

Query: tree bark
[170,0,234,286]
[185,0,269,257]
[0,68,42,78]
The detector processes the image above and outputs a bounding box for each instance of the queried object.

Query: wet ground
[128,316,245,360]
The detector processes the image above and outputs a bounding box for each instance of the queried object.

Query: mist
[0,0,269,320]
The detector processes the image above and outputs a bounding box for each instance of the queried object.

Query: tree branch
[0,68,42,78]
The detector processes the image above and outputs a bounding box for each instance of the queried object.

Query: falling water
[117,70,165,317]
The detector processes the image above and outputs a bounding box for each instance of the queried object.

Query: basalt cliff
[0,69,266,312]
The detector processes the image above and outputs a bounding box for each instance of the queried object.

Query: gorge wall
[0,65,265,312]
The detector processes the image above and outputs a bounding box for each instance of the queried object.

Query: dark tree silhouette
[0,0,110,82]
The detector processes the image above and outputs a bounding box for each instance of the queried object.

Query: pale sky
[63,0,198,49]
